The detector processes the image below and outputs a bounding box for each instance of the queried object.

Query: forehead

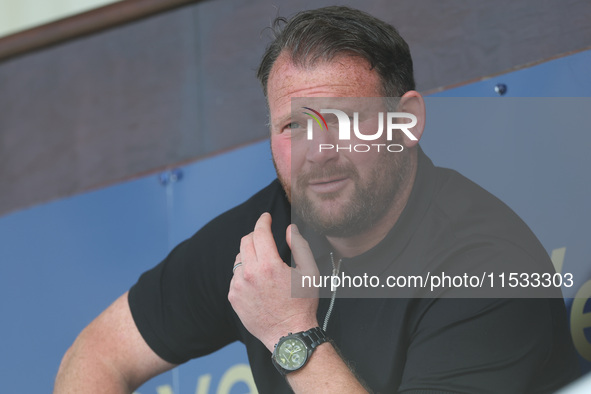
[267,52,382,120]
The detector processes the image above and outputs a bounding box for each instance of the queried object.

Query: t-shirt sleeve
[128,227,240,364]
[398,297,578,394]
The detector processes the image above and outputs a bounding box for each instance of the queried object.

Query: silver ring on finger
[232,262,243,274]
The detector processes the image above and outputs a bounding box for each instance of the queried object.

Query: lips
[307,176,349,194]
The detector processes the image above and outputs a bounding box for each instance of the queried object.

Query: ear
[398,90,426,148]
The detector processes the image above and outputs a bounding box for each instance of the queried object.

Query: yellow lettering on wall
[216,364,258,394]
[195,373,212,394]
[551,247,566,273]
[156,385,174,394]
[571,280,591,361]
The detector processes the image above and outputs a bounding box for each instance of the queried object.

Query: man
[55,6,579,393]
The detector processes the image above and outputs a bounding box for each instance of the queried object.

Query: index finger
[252,212,282,263]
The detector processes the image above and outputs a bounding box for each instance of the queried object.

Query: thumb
[286,224,318,275]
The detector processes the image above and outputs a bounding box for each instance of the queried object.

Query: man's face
[267,53,411,237]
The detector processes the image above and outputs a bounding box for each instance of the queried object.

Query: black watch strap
[301,326,328,349]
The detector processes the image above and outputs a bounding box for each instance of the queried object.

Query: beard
[275,149,411,238]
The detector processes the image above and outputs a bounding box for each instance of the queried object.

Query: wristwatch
[271,327,328,375]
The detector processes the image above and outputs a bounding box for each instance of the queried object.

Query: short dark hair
[256,6,415,98]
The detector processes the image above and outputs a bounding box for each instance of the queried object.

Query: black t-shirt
[129,150,579,393]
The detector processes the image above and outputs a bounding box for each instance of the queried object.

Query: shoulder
[175,179,291,265]
[203,178,289,231]
[418,166,557,297]
[430,166,550,262]
[190,179,290,249]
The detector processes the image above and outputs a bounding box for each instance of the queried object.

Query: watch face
[275,337,308,371]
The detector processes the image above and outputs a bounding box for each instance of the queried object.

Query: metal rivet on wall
[158,169,184,186]
[494,83,508,96]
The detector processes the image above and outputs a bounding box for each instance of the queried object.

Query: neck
[326,150,418,259]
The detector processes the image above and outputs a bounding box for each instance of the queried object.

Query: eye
[285,121,301,130]
[281,121,302,134]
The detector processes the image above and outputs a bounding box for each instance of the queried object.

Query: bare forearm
[54,343,133,393]
[54,293,175,393]
[287,343,369,393]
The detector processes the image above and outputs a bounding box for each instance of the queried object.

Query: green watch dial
[275,338,308,370]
